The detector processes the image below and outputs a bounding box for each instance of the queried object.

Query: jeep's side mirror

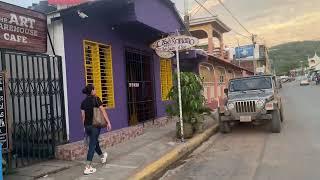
[224,88,228,95]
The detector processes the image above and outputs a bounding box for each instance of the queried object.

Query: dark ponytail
[82,84,94,96]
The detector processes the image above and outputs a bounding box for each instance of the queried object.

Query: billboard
[0,2,47,53]
[235,44,259,61]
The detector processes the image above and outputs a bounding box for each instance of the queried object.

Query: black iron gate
[0,49,67,169]
[125,48,155,126]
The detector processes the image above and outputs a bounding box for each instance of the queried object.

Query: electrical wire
[177,9,184,16]
[217,0,252,35]
[232,31,251,39]
[193,0,217,17]
[190,0,209,17]
[192,0,251,40]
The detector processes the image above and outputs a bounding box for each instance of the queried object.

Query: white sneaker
[84,166,96,175]
[101,152,108,164]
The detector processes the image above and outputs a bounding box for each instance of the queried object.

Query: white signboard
[151,35,199,52]
[155,50,175,58]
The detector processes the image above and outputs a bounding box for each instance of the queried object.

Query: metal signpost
[151,33,199,142]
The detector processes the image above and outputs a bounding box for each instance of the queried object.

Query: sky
[4,0,320,47]
[172,0,320,47]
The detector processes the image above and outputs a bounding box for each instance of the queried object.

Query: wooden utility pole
[184,0,190,31]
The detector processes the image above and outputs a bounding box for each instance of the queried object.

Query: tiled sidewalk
[6,115,216,180]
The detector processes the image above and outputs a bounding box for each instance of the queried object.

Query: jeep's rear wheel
[271,109,281,133]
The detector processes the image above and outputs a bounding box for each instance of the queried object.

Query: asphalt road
[161,81,320,180]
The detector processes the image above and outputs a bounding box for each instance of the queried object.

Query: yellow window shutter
[160,59,173,101]
[166,60,173,92]
[160,59,167,100]
[83,40,115,108]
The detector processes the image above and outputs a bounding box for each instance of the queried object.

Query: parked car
[300,77,310,86]
[219,75,284,133]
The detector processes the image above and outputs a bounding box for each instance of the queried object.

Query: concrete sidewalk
[6,116,216,180]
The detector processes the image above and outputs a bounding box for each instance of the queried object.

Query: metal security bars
[83,40,115,108]
[160,59,173,101]
[125,48,155,126]
[0,49,67,169]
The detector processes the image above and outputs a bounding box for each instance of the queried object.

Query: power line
[190,0,209,17]
[177,9,184,16]
[192,0,251,40]
[217,0,252,35]
[232,31,251,39]
[193,0,217,17]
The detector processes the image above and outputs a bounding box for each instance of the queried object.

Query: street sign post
[151,33,199,142]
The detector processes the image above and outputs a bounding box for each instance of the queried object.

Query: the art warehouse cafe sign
[0,2,47,53]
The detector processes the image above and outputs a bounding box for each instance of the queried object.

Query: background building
[179,17,253,110]
[308,52,320,71]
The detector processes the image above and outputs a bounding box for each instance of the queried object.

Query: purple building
[47,0,185,142]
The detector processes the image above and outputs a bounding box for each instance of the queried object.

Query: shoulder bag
[92,97,107,128]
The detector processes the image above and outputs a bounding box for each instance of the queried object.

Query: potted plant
[166,72,209,138]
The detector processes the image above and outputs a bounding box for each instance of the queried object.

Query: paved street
[161,81,320,180]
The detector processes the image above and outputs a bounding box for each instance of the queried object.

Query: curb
[130,124,219,180]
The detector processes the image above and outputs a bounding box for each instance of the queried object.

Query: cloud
[251,12,320,45]
[184,0,320,46]
[255,12,320,32]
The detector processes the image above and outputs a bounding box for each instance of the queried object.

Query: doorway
[125,48,155,126]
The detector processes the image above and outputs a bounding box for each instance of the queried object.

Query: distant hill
[269,41,320,75]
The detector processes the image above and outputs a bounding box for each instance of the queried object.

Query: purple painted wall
[134,0,182,33]
[61,0,183,142]
[63,15,129,142]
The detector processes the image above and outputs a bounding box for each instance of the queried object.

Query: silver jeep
[219,75,284,133]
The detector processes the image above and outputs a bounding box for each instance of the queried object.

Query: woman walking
[81,84,112,175]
